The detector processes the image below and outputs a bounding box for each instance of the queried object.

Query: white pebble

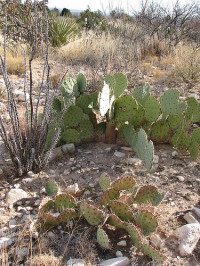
[117,240,127,247]
[177,176,185,182]
[116,251,123,257]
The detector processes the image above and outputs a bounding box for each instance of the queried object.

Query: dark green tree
[61,8,72,17]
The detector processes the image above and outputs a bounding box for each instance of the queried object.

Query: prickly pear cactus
[76,94,92,114]
[125,223,142,249]
[54,194,77,212]
[63,106,83,127]
[151,121,170,141]
[52,98,62,113]
[114,95,137,123]
[78,120,94,140]
[144,96,161,122]
[170,130,191,149]
[132,83,150,106]
[134,210,157,235]
[112,176,136,191]
[113,72,128,97]
[76,73,86,93]
[141,244,166,261]
[61,75,79,98]
[97,228,110,249]
[80,202,105,225]
[99,173,111,191]
[109,200,133,222]
[101,189,120,206]
[45,181,58,197]
[62,129,81,144]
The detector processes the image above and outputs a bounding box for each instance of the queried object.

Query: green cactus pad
[189,141,199,159]
[76,94,92,114]
[112,176,136,191]
[39,200,56,215]
[141,244,166,261]
[191,103,200,123]
[123,125,137,149]
[78,120,94,140]
[99,173,111,191]
[45,181,58,197]
[117,124,129,140]
[115,96,137,123]
[170,130,191,149]
[52,98,62,113]
[185,97,198,119]
[134,210,157,235]
[168,114,184,129]
[54,194,77,212]
[63,106,83,127]
[108,200,133,222]
[152,192,166,206]
[40,214,59,228]
[134,185,158,205]
[160,89,187,115]
[192,128,200,144]
[57,209,78,223]
[144,140,154,171]
[80,202,105,225]
[132,83,150,106]
[130,105,145,128]
[61,76,79,98]
[96,122,107,134]
[125,223,142,249]
[134,129,148,160]
[90,92,99,109]
[151,121,170,141]
[113,73,128,97]
[97,228,110,249]
[144,96,161,122]
[101,189,120,206]
[62,129,81,144]
[76,73,86,93]
[101,75,116,89]
[106,214,125,229]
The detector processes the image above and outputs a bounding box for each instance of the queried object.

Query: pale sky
[48,0,195,13]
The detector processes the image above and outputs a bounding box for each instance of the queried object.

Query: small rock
[23,178,33,183]
[127,158,142,165]
[27,171,35,177]
[34,200,41,206]
[193,207,200,218]
[84,190,91,196]
[114,151,126,158]
[67,258,85,266]
[6,189,28,205]
[184,213,199,224]
[0,237,13,249]
[62,143,75,154]
[116,251,123,257]
[117,240,127,247]
[49,170,56,175]
[172,151,178,157]
[63,169,71,175]
[153,155,159,164]
[99,257,130,266]
[175,223,200,256]
[105,147,112,153]
[66,183,80,194]
[189,93,198,100]
[150,234,163,249]
[120,147,132,151]
[89,183,95,188]
[177,176,185,182]
[9,219,17,228]
[17,247,28,260]
[47,231,55,239]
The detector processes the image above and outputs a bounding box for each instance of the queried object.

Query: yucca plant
[0,1,74,176]
[49,17,80,47]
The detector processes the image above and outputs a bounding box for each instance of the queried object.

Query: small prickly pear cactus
[45,180,58,197]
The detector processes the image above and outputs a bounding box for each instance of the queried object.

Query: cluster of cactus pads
[49,72,200,171]
[38,176,167,261]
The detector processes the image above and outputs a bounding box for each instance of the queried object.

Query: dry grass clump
[0,46,24,75]
[27,253,62,266]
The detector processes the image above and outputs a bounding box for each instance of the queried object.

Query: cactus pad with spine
[101,189,120,206]
[99,173,111,191]
[40,214,59,228]
[97,228,110,249]
[62,129,81,144]
[185,97,198,119]
[123,125,137,149]
[134,185,158,205]
[192,128,200,144]
[144,140,154,170]
[52,98,61,113]
[61,76,78,97]
[141,244,166,261]
[191,103,200,123]
[106,214,125,229]
[115,96,137,123]
[80,202,105,225]
[134,129,148,160]
[113,72,128,97]
[125,223,142,248]
[45,181,58,197]
[151,121,170,141]
[108,200,133,222]
[57,209,78,223]
[160,89,187,115]
[90,92,99,109]
[101,75,116,89]
[54,194,77,212]
[144,96,161,122]
[134,210,157,235]
[76,73,86,93]
[39,199,56,215]
[168,114,184,130]
[132,83,150,106]
[78,120,94,140]
[170,130,191,149]
[63,106,83,127]
[112,176,136,191]
[189,141,199,159]
[130,105,145,128]
[76,94,92,114]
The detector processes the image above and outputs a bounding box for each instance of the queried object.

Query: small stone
[6,189,28,205]
[150,234,163,249]
[153,155,159,164]
[67,258,85,266]
[127,158,142,165]
[105,147,112,153]
[0,237,13,249]
[184,213,199,224]
[66,183,80,194]
[172,151,178,157]
[47,231,55,239]
[99,257,130,266]
[116,251,123,257]
[63,169,71,175]
[17,247,28,260]
[175,223,200,256]
[27,171,35,177]
[89,183,95,188]
[62,143,75,154]
[84,190,91,196]
[23,178,33,183]
[120,147,132,151]
[34,200,41,206]
[49,170,56,175]
[177,176,185,182]
[117,240,127,247]
[114,151,126,158]
[9,219,17,228]
[193,207,200,218]
[189,93,198,100]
